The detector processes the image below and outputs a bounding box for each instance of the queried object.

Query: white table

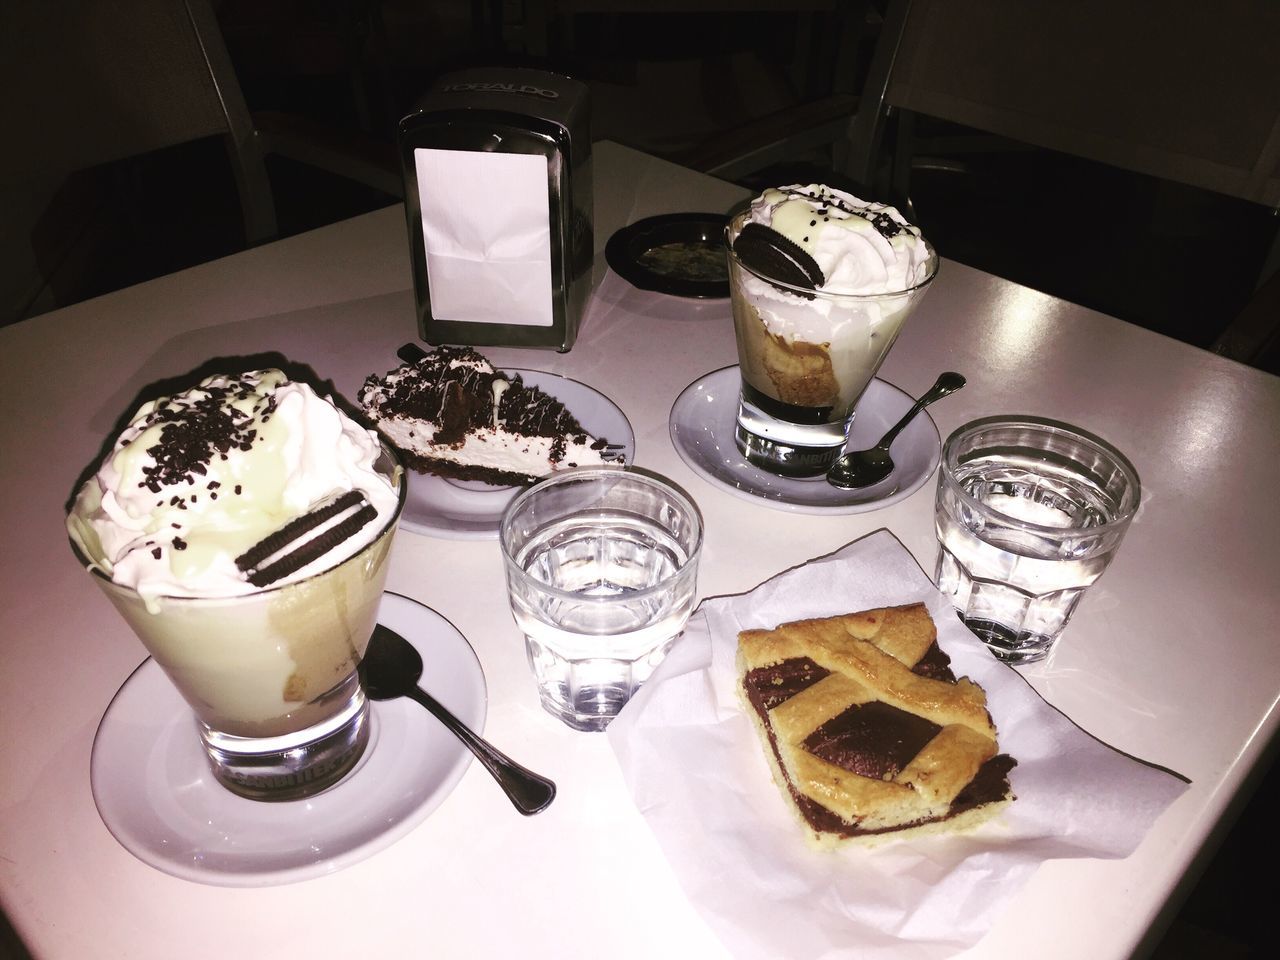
[2,141,1278,959]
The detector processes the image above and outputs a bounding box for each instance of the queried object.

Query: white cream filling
[377,415,604,477]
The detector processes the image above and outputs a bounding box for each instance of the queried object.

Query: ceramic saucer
[90,593,486,887]
[398,369,635,540]
[668,366,941,514]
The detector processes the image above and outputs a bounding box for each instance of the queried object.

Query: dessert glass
[934,417,1141,663]
[499,467,703,731]
[72,445,406,801]
[724,210,938,476]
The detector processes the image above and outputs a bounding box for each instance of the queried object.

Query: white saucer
[398,369,636,540]
[90,593,486,887]
[669,366,941,514]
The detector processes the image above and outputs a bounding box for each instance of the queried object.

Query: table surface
[2,141,1278,960]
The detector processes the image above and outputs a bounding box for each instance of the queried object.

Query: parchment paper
[607,528,1189,959]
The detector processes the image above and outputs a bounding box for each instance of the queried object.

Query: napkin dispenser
[398,67,593,352]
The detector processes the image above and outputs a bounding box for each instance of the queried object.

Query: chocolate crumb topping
[362,346,596,456]
[132,374,275,493]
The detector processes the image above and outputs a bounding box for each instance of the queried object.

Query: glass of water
[499,467,703,731]
[934,416,1141,664]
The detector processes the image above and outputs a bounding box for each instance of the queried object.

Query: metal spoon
[359,624,556,815]
[827,372,966,489]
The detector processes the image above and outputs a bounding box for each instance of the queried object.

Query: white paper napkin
[607,528,1189,960]
[414,147,553,326]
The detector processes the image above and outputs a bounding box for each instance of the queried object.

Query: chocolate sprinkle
[361,346,599,455]
[132,374,275,492]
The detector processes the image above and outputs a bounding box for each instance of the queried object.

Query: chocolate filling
[742,641,1015,838]
[805,701,941,780]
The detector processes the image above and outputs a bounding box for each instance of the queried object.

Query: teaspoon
[827,372,966,489]
[359,623,556,815]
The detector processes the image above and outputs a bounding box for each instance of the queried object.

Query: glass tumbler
[934,416,1141,663]
[724,209,939,477]
[72,445,406,801]
[499,467,703,731]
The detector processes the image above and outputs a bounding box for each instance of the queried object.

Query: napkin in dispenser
[398,67,593,352]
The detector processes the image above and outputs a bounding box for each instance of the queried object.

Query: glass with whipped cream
[725,185,939,476]
[67,370,405,801]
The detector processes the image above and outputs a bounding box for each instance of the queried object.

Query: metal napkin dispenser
[398,68,593,352]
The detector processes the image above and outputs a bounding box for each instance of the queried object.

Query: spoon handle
[880,372,966,449]
[410,687,557,815]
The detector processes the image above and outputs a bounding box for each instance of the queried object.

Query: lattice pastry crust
[737,604,1016,848]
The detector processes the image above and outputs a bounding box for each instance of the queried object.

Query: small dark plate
[605,212,730,299]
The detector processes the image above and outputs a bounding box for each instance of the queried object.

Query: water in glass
[508,512,698,731]
[936,448,1135,663]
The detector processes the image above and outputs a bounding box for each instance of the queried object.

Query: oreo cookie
[236,490,377,587]
[732,222,825,297]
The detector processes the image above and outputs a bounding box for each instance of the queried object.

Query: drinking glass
[724,209,938,477]
[499,467,703,731]
[72,445,406,800]
[934,416,1140,663]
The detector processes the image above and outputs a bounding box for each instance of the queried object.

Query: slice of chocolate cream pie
[737,604,1015,847]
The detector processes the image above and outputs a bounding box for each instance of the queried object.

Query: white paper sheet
[415,148,553,326]
[607,528,1190,960]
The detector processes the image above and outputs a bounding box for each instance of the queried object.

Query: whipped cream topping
[67,370,400,603]
[747,184,933,295]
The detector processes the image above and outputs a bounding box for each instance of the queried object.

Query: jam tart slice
[737,604,1016,847]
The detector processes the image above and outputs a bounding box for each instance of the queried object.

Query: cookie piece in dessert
[360,346,613,486]
[737,604,1016,848]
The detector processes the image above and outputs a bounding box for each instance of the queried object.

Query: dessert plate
[605,212,730,299]
[398,369,635,540]
[90,592,486,887]
[669,366,941,514]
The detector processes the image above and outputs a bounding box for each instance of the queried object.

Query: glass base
[526,636,680,733]
[961,617,1055,664]
[734,422,842,477]
[199,681,370,801]
[537,688,620,733]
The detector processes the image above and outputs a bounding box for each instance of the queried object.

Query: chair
[842,0,1280,209]
[520,0,872,181]
[837,0,1280,366]
[4,0,279,243]
[2,0,400,322]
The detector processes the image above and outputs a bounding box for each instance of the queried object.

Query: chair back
[843,0,1280,208]
[2,0,275,240]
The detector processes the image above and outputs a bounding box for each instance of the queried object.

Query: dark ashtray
[605,212,730,299]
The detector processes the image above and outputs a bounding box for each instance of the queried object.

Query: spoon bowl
[827,372,966,489]
[360,623,556,815]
